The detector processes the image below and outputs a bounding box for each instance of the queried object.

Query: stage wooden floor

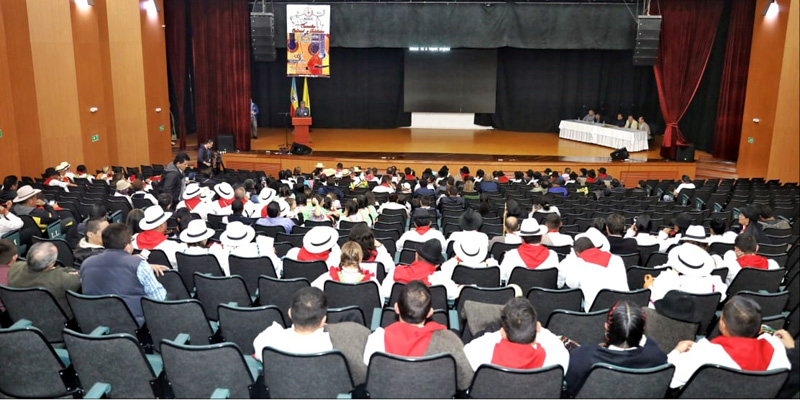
[212,127,699,187]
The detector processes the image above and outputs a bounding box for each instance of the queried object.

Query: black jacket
[608,235,639,255]
[160,163,185,207]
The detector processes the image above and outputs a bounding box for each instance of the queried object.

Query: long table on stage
[559,120,649,152]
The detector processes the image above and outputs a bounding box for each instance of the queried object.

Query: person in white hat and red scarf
[243,187,276,218]
[667,296,791,389]
[644,242,727,305]
[558,231,628,311]
[440,230,497,280]
[175,183,212,220]
[210,182,236,216]
[219,221,282,276]
[284,226,341,269]
[178,219,228,274]
[499,218,559,283]
[132,205,186,268]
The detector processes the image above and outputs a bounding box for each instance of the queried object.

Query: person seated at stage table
[624,114,639,130]
[638,116,653,140]
[594,113,605,124]
[582,109,596,122]
[614,113,626,127]
[296,100,310,117]
[397,213,447,251]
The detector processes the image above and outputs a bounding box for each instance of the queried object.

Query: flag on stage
[303,77,311,112]
[290,77,299,117]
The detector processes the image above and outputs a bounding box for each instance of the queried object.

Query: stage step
[694,156,737,180]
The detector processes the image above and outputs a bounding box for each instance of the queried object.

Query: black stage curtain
[252,48,411,129]
[271,3,637,50]
[476,48,664,133]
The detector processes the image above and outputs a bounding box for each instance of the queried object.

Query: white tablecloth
[558,120,649,152]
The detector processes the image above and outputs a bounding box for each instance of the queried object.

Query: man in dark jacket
[606,214,639,255]
[160,153,189,208]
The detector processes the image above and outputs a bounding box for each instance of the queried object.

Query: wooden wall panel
[95,0,119,169]
[1,0,42,178]
[69,0,111,173]
[737,0,791,178]
[140,0,173,166]
[0,2,22,177]
[767,0,799,182]
[106,0,150,167]
[26,0,84,170]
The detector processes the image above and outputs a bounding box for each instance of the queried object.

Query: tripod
[278,112,291,153]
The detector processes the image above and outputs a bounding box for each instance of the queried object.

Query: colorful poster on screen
[286,4,330,77]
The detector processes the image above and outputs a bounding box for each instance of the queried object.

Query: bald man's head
[505,216,520,233]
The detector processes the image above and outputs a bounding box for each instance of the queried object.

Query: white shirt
[396,229,447,252]
[131,191,158,206]
[176,199,213,221]
[463,329,569,373]
[674,182,696,196]
[181,245,230,275]
[721,251,780,285]
[311,271,380,291]
[543,232,574,247]
[447,231,489,249]
[657,231,682,253]
[667,333,791,388]
[114,191,133,207]
[285,246,342,270]
[378,201,411,216]
[48,179,70,192]
[440,257,499,281]
[243,200,267,219]
[706,232,737,245]
[372,185,394,194]
[75,173,94,182]
[647,269,727,304]
[499,246,560,283]
[252,322,333,360]
[210,201,233,216]
[222,236,282,276]
[530,207,560,217]
[0,212,24,236]
[625,229,661,247]
[557,252,629,311]
[131,234,187,268]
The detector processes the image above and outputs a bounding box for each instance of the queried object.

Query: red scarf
[711,336,775,371]
[43,177,55,186]
[297,248,331,262]
[364,249,378,262]
[416,226,431,235]
[261,206,270,218]
[516,244,551,269]
[218,197,235,208]
[184,197,202,211]
[738,255,769,270]
[393,260,437,285]
[491,339,546,370]
[136,230,167,249]
[329,267,374,282]
[380,183,392,188]
[384,321,447,357]
[599,174,607,179]
[498,176,509,183]
[578,248,612,267]
[586,177,596,183]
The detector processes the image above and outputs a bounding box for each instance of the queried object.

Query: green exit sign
[0,129,3,138]
[91,134,100,142]
[159,125,165,132]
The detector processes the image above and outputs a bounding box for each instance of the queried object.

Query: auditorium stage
[219,127,697,188]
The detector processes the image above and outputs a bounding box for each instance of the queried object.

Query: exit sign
[0,129,3,138]
[91,134,100,142]
[159,125,165,132]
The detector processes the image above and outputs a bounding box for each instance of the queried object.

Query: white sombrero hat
[220,221,255,247]
[575,227,611,252]
[55,162,70,172]
[13,186,41,203]
[302,226,339,254]
[179,219,215,244]
[518,218,548,237]
[214,182,235,200]
[668,243,714,277]
[258,187,277,203]
[680,225,710,244]
[183,183,202,200]
[139,205,172,231]
[453,231,488,264]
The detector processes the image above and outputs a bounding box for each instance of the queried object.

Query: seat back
[708,241,734,256]
[645,252,669,267]
[379,307,448,328]
[146,249,172,267]
[228,255,277,297]
[261,347,354,398]
[193,274,251,320]
[365,352,457,399]
[327,306,367,326]
[0,285,69,343]
[526,287,584,323]
[455,286,516,317]
[30,237,74,267]
[468,364,563,399]
[258,276,310,319]
[62,329,157,398]
[218,304,284,355]
[161,340,255,399]
[641,308,699,353]
[737,290,789,317]
[507,267,558,291]
[627,266,668,290]
[0,326,75,398]
[576,363,675,399]
[141,298,213,352]
[452,265,501,287]
[274,232,304,248]
[175,253,225,291]
[727,268,784,297]
[157,269,192,300]
[66,291,140,335]
[637,244,659,266]
[615,253,640,268]
[489,242,520,263]
[388,283,449,311]
[323,281,382,323]
[589,288,651,312]
[254,224,285,237]
[283,259,328,281]
[678,364,789,399]
[666,290,723,336]
[545,309,607,346]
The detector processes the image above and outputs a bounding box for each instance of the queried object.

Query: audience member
[0,194,23,236]
[673,175,696,197]
[541,214,574,247]
[757,205,791,230]
[721,233,780,285]
[285,226,341,269]
[738,205,771,244]
[625,215,659,246]
[606,214,638,255]
[0,239,19,311]
[397,213,446,250]
[559,235,628,311]
[178,219,228,274]
[312,241,379,289]
[130,179,158,206]
[8,242,81,317]
[256,202,295,234]
[210,182,236,216]
[489,216,522,247]
[499,219,559,282]
[161,152,190,208]
[645,243,727,303]
[707,218,736,245]
[440,231,497,279]
[132,205,187,267]
[73,217,108,267]
[447,209,488,248]
[11,185,78,248]
[219,221,282,275]
[348,223,396,278]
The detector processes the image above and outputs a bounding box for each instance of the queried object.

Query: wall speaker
[610,147,630,161]
[676,145,696,162]
[217,134,235,152]
[289,142,312,155]
[250,13,276,62]
[633,16,661,66]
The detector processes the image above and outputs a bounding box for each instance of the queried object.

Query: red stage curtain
[190,0,251,151]
[653,0,725,159]
[712,0,756,160]
[165,0,187,150]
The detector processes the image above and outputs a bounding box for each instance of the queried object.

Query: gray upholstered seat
[468,364,563,399]
[589,288,651,312]
[141,298,215,352]
[0,324,79,398]
[193,274,252,321]
[228,255,277,297]
[175,253,225,291]
[261,347,354,398]
[678,364,789,399]
[545,309,608,346]
[576,363,675,399]
[66,290,141,336]
[218,303,284,355]
[365,352,457,399]
[0,284,70,343]
[161,339,257,399]
[257,276,310,319]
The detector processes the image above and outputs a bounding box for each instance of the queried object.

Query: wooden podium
[292,117,312,145]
